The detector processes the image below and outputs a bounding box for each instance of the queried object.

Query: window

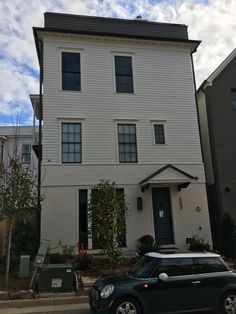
[231,88,236,110]
[194,257,228,274]
[118,124,137,163]
[114,56,133,93]
[62,123,81,163]
[62,52,81,91]
[154,124,165,144]
[157,258,195,276]
[22,144,31,164]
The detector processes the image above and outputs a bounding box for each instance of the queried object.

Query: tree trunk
[5,219,13,290]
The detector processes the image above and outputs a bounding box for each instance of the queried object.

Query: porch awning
[139,164,198,192]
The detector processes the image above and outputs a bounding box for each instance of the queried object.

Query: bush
[189,235,210,252]
[75,254,92,271]
[61,245,75,257]
[220,213,236,258]
[136,234,159,257]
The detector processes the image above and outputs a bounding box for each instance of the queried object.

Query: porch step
[159,246,179,254]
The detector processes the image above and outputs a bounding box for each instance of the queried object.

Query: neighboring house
[197,49,236,248]
[0,125,38,257]
[32,12,212,251]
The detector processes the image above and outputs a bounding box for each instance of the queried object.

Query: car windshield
[127,255,161,278]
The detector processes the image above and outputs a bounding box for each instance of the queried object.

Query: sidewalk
[0,295,89,314]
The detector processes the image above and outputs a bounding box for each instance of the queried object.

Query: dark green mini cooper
[89,252,236,314]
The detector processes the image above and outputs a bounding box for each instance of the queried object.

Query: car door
[146,258,201,313]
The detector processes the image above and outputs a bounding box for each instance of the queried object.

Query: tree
[88,179,128,265]
[0,157,38,289]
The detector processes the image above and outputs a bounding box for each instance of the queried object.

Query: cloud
[0,0,236,124]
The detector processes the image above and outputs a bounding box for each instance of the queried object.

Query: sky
[0,0,236,125]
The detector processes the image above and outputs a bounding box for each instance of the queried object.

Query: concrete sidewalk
[0,295,89,313]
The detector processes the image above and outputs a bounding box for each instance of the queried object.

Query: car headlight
[100,284,114,299]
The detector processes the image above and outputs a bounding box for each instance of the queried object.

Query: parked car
[89,252,236,313]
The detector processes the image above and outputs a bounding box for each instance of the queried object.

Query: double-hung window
[118,124,137,163]
[22,144,31,164]
[231,88,236,110]
[114,56,133,93]
[62,123,81,163]
[62,52,81,91]
[154,124,165,144]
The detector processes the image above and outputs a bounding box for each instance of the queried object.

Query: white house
[33,12,212,251]
[0,125,38,257]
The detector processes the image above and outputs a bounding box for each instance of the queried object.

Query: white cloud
[0,0,236,124]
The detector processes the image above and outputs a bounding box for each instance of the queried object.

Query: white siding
[42,34,202,167]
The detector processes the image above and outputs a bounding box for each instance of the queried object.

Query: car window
[194,257,229,274]
[156,258,195,277]
[128,256,161,278]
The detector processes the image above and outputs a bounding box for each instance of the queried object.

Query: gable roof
[139,164,198,191]
[198,48,236,91]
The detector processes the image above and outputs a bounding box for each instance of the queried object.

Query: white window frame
[59,48,84,92]
[111,52,135,94]
[58,118,84,164]
[114,119,139,164]
[151,120,167,145]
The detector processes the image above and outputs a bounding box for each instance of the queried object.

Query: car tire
[111,297,142,314]
[220,291,236,314]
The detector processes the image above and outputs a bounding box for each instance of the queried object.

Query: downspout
[37,39,43,245]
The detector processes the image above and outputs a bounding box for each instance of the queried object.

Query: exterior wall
[42,181,211,250]
[204,56,236,223]
[40,32,212,251]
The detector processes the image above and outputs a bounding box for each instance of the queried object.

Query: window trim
[112,52,135,94]
[151,120,167,145]
[60,120,83,164]
[21,144,31,164]
[117,122,138,164]
[59,48,83,92]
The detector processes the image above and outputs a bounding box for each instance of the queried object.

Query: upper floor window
[62,52,81,91]
[231,88,236,110]
[154,124,165,144]
[118,124,137,163]
[114,56,133,93]
[62,123,81,163]
[22,144,31,164]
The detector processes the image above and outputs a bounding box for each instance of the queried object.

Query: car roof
[146,252,220,259]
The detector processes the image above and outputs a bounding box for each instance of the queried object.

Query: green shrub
[136,234,159,257]
[220,213,236,258]
[61,245,75,257]
[75,254,92,271]
[189,235,210,252]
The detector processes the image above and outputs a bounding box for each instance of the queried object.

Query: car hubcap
[117,301,137,314]
[225,295,236,314]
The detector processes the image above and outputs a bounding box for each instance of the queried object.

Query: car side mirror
[158,273,168,282]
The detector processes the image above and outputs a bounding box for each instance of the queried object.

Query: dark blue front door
[152,187,174,244]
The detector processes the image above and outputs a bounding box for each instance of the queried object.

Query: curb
[0,295,89,310]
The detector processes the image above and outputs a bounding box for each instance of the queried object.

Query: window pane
[22,144,31,164]
[231,89,236,109]
[154,124,165,144]
[158,258,194,276]
[115,56,133,93]
[62,52,81,91]
[62,123,81,163]
[116,76,133,93]
[118,124,137,163]
[194,258,228,273]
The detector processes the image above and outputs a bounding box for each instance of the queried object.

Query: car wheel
[220,291,236,314]
[111,297,142,314]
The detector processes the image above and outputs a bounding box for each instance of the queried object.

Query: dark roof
[43,12,189,41]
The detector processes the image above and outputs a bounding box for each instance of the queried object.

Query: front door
[152,187,174,244]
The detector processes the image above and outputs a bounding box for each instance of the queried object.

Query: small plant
[61,245,75,257]
[48,253,67,264]
[189,235,210,252]
[136,234,159,257]
[75,253,93,271]
[220,213,236,258]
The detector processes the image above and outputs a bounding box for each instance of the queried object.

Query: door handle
[192,281,201,285]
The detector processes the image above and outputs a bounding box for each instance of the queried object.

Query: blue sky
[0,0,236,125]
